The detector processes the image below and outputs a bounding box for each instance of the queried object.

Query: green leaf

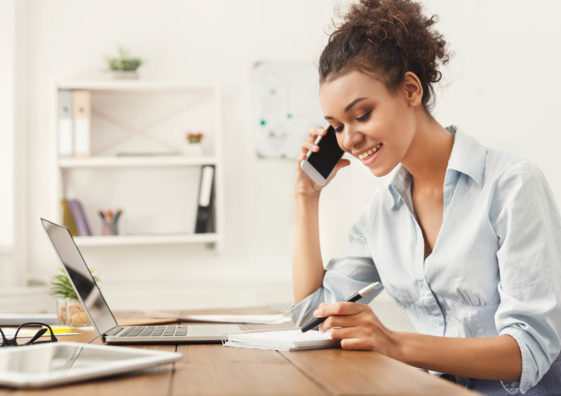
[49,266,100,299]
[106,47,143,71]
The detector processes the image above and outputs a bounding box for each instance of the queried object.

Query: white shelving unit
[74,233,220,247]
[58,156,218,168]
[51,80,223,250]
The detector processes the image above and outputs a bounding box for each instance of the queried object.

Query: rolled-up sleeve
[287,221,381,326]
[491,162,561,394]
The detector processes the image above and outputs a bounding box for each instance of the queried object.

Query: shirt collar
[446,126,487,188]
[387,166,411,210]
[387,126,487,209]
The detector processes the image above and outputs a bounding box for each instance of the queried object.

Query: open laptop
[40,218,240,344]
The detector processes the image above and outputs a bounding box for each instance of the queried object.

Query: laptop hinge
[104,326,124,338]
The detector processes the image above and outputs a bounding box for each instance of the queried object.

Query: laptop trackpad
[188,324,241,337]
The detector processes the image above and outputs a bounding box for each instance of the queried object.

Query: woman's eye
[356,111,371,122]
[334,125,344,133]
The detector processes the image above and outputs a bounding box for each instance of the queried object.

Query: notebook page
[225,328,338,351]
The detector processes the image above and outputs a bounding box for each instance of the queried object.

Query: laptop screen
[41,218,118,335]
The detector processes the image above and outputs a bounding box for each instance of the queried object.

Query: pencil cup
[99,209,122,236]
[102,219,119,236]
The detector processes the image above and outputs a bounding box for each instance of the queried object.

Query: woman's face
[319,70,418,177]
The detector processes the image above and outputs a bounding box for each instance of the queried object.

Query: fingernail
[313,309,319,316]
[313,145,319,151]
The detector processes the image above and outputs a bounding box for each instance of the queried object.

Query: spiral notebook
[224,328,338,351]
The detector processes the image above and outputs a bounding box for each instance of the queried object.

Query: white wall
[0,0,16,288]
[0,0,15,250]
[14,0,561,311]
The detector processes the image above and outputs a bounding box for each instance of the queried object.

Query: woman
[289,0,561,394]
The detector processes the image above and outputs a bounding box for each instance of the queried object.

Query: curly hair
[319,0,450,111]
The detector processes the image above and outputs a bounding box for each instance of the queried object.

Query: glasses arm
[27,328,47,344]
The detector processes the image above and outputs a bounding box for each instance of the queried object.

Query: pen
[300,282,383,333]
[46,327,76,334]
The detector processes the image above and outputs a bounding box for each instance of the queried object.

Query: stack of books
[60,198,91,237]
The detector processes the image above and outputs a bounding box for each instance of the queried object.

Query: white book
[73,90,91,157]
[0,313,58,326]
[57,90,73,157]
[224,328,338,351]
[150,312,292,324]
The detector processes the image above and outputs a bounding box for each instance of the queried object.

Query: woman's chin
[368,162,398,178]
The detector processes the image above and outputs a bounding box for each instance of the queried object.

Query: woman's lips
[359,143,383,166]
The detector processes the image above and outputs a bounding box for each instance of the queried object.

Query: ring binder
[195,165,215,233]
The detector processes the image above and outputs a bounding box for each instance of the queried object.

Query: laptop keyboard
[114,325,189,338]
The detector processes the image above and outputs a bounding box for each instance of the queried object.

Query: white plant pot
[183,143,203,156]
[111,70,139,79]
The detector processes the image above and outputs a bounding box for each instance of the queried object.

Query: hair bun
[320,0,450,110]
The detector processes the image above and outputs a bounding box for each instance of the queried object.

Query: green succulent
[49,267,100,300]
[106,47,143,72]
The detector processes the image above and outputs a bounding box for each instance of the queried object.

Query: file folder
[73,90,91,157]
[195,165,215,233]
[57,90,73,157]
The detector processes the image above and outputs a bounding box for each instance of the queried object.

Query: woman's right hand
[294,126,351,196]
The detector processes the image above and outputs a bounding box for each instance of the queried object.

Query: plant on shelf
[184,131,204,156]
[105,47,143,79]
[50,267,100,326]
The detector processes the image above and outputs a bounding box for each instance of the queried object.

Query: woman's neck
[401,113,454,192]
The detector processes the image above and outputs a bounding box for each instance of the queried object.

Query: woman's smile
[357,143,383,165]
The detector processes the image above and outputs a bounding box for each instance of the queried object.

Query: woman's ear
[402,71,423,107]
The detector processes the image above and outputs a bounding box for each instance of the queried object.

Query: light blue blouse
[288,126,561,394]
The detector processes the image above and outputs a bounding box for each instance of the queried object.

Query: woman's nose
[342,126,362,152]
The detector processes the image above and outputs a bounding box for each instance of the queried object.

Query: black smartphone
[300,125,345,186]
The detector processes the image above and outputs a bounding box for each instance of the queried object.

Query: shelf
[74,233,219,247]
[53,79,223,252]
[57,80,216,92]
[59,156,217,168]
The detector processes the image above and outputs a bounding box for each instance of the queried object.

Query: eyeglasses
[0,322,58,347]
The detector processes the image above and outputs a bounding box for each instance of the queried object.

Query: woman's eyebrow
[324,97,368,120]
[344,97,367,112]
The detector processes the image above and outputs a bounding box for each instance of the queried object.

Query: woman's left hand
[314,302,402,359]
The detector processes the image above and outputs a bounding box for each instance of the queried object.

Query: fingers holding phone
[295,126,326,195]
[296,125,349,194]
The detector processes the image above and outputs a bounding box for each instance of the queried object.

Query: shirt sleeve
[287,218,381,327]
[490,161,561,394]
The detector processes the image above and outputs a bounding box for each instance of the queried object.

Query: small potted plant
[105,47,143,79]
[184,131,204,156]
[50,267,99,326]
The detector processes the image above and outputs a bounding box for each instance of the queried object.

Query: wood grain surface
[0,309,479,395]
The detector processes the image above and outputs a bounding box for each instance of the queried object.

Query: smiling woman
[290,0,561,395]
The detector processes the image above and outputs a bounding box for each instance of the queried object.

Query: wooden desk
[0,308,478,395]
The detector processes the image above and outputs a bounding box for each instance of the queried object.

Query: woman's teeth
[358,143,382,160]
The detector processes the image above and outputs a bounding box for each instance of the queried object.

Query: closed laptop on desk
[40,218,240,344]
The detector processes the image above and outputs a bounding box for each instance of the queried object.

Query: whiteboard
[253,62,325,159]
